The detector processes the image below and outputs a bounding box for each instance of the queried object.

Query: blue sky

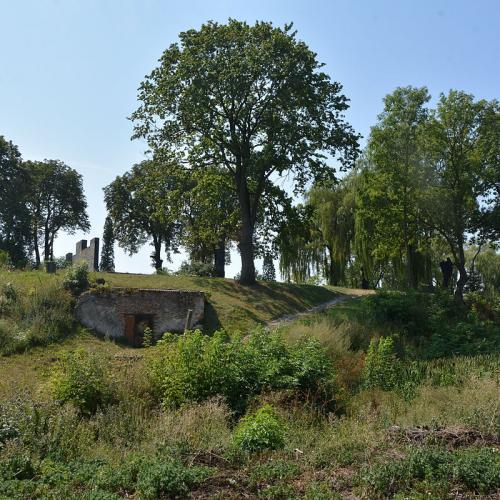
[1,0,499,276]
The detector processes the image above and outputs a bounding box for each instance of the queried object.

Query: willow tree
[277,180,355,286]
[305,182,355,285]
[131,19,359,284]
[278,204,317,283]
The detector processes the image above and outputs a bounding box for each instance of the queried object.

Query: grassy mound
[0,269,355,333]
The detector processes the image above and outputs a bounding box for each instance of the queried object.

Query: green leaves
[131,19,359,283]
[103,158,186,270]
[148,327,336,413]
[233,404,285,452]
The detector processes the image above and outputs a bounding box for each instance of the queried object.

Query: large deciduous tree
[181,167,238,278]
[363,86,432,289]
[131,19,359,284]
[419,91,500,300]
[103,159,185,271]
[24,159,90,267]
[0,136,31,266]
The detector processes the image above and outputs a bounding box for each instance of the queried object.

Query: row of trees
[278,87,499,299]
[103,159,288,277]
[0,136,89,267]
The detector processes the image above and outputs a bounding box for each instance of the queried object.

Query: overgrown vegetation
[1,284,498,498]
[0,278,74,355]
[147,328,336,413]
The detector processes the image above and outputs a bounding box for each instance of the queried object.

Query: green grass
[0,269,362,333]
[0,328,135,399]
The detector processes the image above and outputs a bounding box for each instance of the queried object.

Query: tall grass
[0,280,74,355]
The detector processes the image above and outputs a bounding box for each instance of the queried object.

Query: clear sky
[1,0,499,276]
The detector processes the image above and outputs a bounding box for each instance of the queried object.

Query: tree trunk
[33,229,40,269]
[327,246,337,286]
[214,239,226,278]
[239,224,255,284]
[49,233,55,261]
[152,236,163,271]
[237,173,256,285]
[44,226,50,262]
[455,245,468,301]
[406,244,417,289]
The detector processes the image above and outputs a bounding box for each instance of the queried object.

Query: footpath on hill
[266,290,368,329]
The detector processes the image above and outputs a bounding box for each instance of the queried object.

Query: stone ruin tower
[66,238,99,271]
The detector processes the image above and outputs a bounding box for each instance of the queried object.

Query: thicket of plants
[147,328,336,414]
[0,279,74,355]
[363,290,500,358]
[0,265,498,497]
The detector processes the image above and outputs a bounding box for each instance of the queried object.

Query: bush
[135,456,211,499]
[363,290,499,358]
[0,282,20,328]
[0,250,12,269]
[148,328,336,413]
[362,337,400,391]
[176,260,217,277]
[234,405,285,452]
[23,283,74,345]
[50,349,114,416]
[365,291,432,339]
[62,263,90,295]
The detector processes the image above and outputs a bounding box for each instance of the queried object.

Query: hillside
[0,269,367,333]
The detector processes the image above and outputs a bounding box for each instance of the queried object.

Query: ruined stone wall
[75,287,205,339]
[66,238,99,271]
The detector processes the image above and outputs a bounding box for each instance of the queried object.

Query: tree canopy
[131,19,359,284]
[24,159,90,267]
[104,159,185,270]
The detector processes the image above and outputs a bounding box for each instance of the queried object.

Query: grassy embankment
[0,269,367,398]
[0,269,367,332]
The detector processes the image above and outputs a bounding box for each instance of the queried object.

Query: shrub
[0,282,20,322]
[362,446,500,497]
[135,456,211,499]
[23,283,74,345]
[234,405,285,452]
[0,250,12,269]
[365,291,432,339]
[50,349,114,416]
[62,263,90,295]
[363,290,499,358]
[148,328,336,412]
[176,260,217,277]
[362,337,400,390]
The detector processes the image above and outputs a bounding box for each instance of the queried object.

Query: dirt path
[266,293,356,329]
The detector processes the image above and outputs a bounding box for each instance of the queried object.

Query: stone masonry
[66,238,99,271]
[75,287,205,345]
